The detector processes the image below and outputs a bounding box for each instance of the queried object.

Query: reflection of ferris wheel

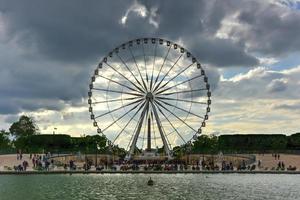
[88,38,211,159]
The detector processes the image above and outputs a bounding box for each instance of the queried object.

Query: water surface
[0,174,299,200]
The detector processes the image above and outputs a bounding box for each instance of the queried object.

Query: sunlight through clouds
[0,0,300,148]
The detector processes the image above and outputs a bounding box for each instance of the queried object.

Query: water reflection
[0,174,299,200]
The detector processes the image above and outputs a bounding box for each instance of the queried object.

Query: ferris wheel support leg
[147,117,151,151]
[126,101,149,160]
[151,102,172,159]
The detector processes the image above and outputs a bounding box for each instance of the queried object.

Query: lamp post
[95,143,100,168]
[83,134,88,171]
[52,127,57,156]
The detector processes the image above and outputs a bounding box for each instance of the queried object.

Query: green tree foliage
[9,115,39,139]
[26,134,72,152]
[0,130,11,150]
[287,133,300,150]
[173,145,185,158]
[110,145,127,159]
[192,135,218,154]
[71,135,107,153]
[218,134,287,152]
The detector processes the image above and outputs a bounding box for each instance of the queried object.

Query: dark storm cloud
[0,0,260,66]
[229,0,300,56]
[0,0,133,62]
[136,0,259,67]
[187,36,258,67]
[0,0,300,116]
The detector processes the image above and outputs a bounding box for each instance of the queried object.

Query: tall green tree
[9,115,39,139]
[0,130,11,149]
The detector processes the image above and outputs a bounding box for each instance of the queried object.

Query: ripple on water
[0,174,300,200]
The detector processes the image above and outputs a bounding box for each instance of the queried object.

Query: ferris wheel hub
[145,92,154,101]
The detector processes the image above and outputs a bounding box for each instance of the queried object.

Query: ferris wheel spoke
[156,74,203,95]
[93,88,144,97]
[115,53,146,93]
[126,113,141,152]
[150,110,157,148]
[145,101,151,150]
[128,46,148,91]
[142,43,149,83]
[156,96,207,105]
[151,101,172,156]
[97,74,142,94]
[92,96,142,105]
[153,101,186,143]
[95,98,144,119]
[157,88,206,96]
[104,62,145,93]
[102,100,144,133]
[156,62,196,92]
[125,102,145,152]
[112,101,146,145]
[156,98,204,119]
[141,107,149,150]
[154,99,197,132]
[153,53,183,93]
[128,101,150,157]
[150,42,158,91]
[153,45,172,90]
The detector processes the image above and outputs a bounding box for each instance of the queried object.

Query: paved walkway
[255,154,300,170]
[0,154,35,171]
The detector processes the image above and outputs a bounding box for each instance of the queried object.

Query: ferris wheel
[88,38,211,159]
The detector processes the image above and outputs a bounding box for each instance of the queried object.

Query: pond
[0,174,299,200]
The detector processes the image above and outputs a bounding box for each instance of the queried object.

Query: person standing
[32,156,36,168]
[22,160,28,171]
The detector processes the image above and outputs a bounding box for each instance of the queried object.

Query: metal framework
[88,38,211,160]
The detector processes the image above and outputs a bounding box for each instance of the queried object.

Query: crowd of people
[6,153,299,172]
[72,159,254,172]
[31,154,53,171]
[12,151,54,171]
[13,160,29,171]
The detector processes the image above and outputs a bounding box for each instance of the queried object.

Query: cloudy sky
[0,0,300,140]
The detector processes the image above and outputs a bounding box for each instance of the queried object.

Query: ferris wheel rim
[88,37,211,154]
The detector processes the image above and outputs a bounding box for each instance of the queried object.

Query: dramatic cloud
[0,0,299,137]
[206,66,300,135]
[216,66,300,100]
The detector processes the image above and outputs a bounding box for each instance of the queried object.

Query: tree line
[188,133,300,154]
[0,115,126,156]
[1,115,300,155]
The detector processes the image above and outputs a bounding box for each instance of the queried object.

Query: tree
[192,135,218,154]
[9,115,39,139]
[173,145,185,158]
[287,133,300,150]
[0,130,11,150]
[71,134,107,153]
[26,134,72,152]
[218,134,288,152]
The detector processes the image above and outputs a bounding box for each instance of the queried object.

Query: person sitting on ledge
[96,165,104,171]
[250,164,256,171]
[287,165,297,171]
